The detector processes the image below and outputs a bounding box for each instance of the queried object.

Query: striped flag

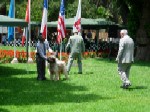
[22,0,30,46]
[73,0,81,33]
[8,0,14,42]
[40,0,48,39]
[21,29,26,46]
[57,0,66,44]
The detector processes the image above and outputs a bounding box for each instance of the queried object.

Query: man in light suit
[66,28,85,74]
[116,29,134,89]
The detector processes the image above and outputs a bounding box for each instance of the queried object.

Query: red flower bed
[0,49,110,63]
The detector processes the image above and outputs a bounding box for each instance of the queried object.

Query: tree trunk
[135,0,150,61]
[118,0,130,25]
[0,3,6,15]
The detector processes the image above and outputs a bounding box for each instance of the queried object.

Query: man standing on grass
[66,28,85,75]
[116,29,134,89]
[36,34,53,81]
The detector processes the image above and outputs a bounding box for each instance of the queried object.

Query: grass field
[0,58,150,112]
[0,46,36,51]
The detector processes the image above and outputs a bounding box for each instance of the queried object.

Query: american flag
[22,0,30,46]
[40,0,48,39]
[73,0,81,33]
[57,0,66,44]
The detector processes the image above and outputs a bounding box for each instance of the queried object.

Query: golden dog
[47,55,68,81]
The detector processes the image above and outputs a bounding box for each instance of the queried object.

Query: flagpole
[45,0,48,67]
[57,0,66,61]
[45,0,48,44]
[28,0,33,63]
[26,27,29,74]
[60,38,62,60]
[46,0,48,40]
[11,0,18,64]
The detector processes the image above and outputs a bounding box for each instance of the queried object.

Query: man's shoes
[37,77,47,81]
[78,72,82,74]
[120,85,128,89]
[120,83,131,89]
[42,77,47,80]
[67,71,69,75]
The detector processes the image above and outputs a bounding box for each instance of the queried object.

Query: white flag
[73,0,81,33]
[40,0,48,39]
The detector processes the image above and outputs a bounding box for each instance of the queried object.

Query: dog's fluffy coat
[47,55,68,81]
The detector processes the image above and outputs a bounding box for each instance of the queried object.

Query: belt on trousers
[36,53,40,58]
[36,53,44,60]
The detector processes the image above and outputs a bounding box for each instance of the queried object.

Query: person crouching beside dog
[65,28,85,75]
[47,53,68,81]
[36,34,53,81]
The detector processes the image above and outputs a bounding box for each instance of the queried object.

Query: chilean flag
[22,0,30,46]
[57,0,66,44]
[40,0,48,39]
[73,0,81,33]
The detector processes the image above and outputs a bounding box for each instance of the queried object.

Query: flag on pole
[40,0,48,39]
[22,0,30,46]
[57,0,66,44]
[21,29,26,46]
[8,0,14,41]
[25,0,30,22]
[73,0,81,33]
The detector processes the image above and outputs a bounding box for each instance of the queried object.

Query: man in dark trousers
[36,35,53,80]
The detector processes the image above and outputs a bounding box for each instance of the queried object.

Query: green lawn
[0,46,36,51]
[0,58,150,112]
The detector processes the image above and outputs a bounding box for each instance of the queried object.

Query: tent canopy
[0,15,28,27]
[48,18,117,29]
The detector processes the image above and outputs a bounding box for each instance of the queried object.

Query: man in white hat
[116,29,134,89]
[65,28,85,74]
